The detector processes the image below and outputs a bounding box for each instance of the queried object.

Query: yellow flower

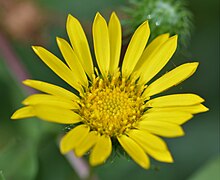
[11,12,208,169]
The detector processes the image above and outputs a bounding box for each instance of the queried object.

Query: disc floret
[79,73,145,136]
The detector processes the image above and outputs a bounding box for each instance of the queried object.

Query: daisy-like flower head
[12,12,208,169]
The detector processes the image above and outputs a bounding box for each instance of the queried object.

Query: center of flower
[79,73,145,137]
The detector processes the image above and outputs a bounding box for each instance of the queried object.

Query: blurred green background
[0,0,219,180]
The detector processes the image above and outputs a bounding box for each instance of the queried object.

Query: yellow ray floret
[75,131,99,157]
[108,12,122,75]
[22,94,79,109]
[11,106,34,119]
[60,125,90,154]
[143,62,199,98]
[141,111,193,125]
[89,135,112,166]
[134,33,170,71]
[138,35,178,85]
[122,21,150,78]
[117,135,150,169]
[12,105,82,124]
[137,121,185,137]
[147,104,209,114]
[22,79,79,101]
[146,93,204,107]
[56,37,88,88]
[128,129,173,163]
[32,46,82,93]
[93,13,110,77]
[66,14,94,79]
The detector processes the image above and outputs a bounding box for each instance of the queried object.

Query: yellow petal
[11,106,34,119]
[146,94,204,107]
[134,33,170,71]
[66,14,94,79]
[138,35,178,85]
[22,94,79,109]
[147,104,209,114]
[137,121,184,137]
[75,131,99,157]
[92,13,110,77]
[122,21,150,78]
[89,135,112,166]
[56,37,88,87]
[23,79,79,101]
[128,129,173,163]
[33,105,82,124]
[117,135,150,169]
[108,12,122,75]
[145,148,173,163]
[60,125,89,154]
[141,111,193,125]
[143,62,199,98]
[128,129,168,151]
[32,46,82,93]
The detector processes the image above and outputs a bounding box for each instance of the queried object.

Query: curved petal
[23,79,79,101]
[22,94,79,109]
[89,135,112,166]
[11,106,34,119]
[117,135,150,169]
[93,13,110,77]
[56,37,88,87]
[142,62,199,99]
[75,131,99,157]
[134,33,170,71]
[138,35,178,85]
[146,94,204,107]
[60,125,89,154]
[122,21,150,78]
[108,12,122,75]
[33,105,82,124]
[137,121,185,137]
[147,104,209,114]
[128,129,173,163]
[141,111,193,125]
[66,14,94,79]
[32,46,82,93]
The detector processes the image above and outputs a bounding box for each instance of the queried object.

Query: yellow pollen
[79,73,145,136]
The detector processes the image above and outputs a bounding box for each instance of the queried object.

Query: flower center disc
[80,75,145,136]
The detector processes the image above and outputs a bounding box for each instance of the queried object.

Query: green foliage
[188,156,220,180]
[0,59,39,180]
[123,0,193,49]
[0,171,6,180]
